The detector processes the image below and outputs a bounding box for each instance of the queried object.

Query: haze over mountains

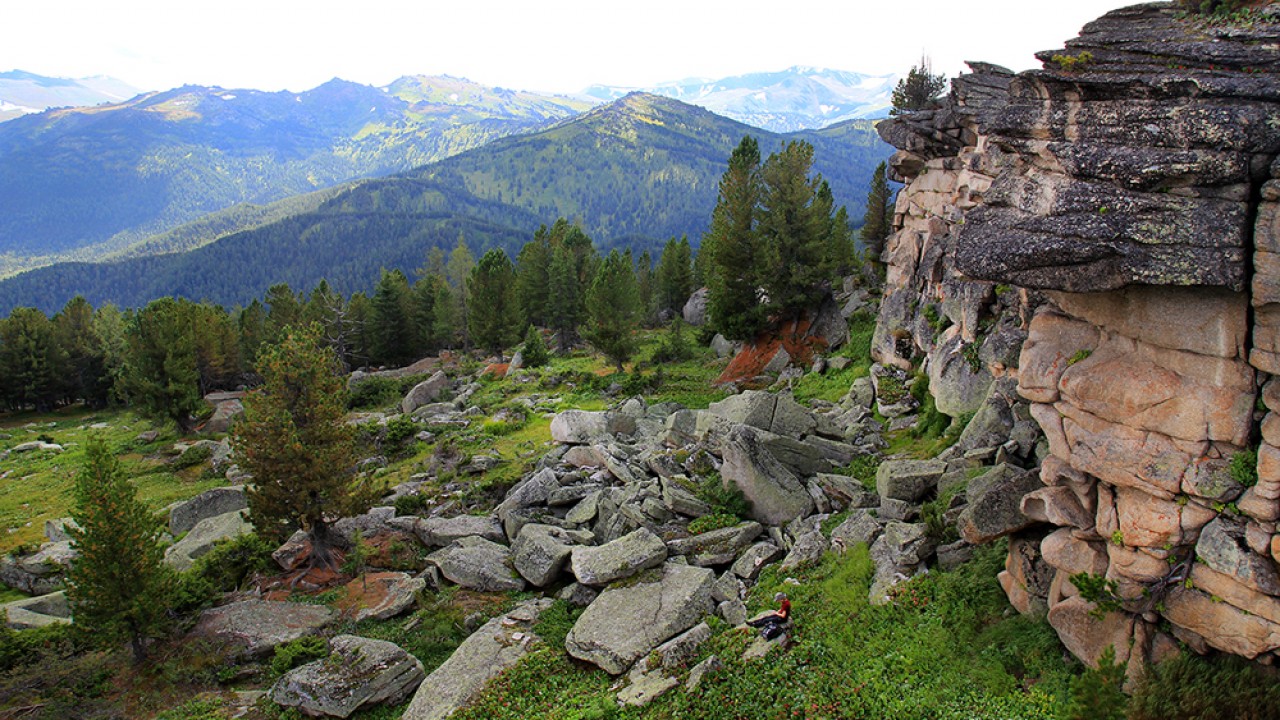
[0,93,891,315]
[581,66,896,132]
[0,65,896,315]
[0,70,139,121]
[0,75,590,277]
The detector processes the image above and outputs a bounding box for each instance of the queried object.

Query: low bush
[688,512,740,535]
[270,636,328,678]
[1128,651,1280,720]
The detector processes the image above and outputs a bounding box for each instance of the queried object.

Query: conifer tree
[891,56,947,114]
[93,303,130,406]
[861,161,895,265]
[54,296,111,408]
[468,248,520,356]
[635,249,656,325]
[656,236,694,317]
[263,282,303,342]
[66,436,173,664]
[520,324,550,368]
[705,136,764,342]
[513,227,552,328]
[758,140,846,321]
[370,269,415,367]
[584,250,641,372]
[446,235,476,349]
[233,324,368,564]
[237,299,269,370]
[123,298,203,433]
[412,272,450,354]
[0,307,67,412]
[546,242,583,353]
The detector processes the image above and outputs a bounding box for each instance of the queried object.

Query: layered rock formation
[875,2,1280,672]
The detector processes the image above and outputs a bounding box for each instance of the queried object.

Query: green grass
[448,542,1077,720]
[0,407,223,555]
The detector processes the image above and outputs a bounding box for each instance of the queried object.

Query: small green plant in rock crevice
[1229,447,1258,487]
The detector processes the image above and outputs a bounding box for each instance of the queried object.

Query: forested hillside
[0,93,891,315]
[0,76,589,274]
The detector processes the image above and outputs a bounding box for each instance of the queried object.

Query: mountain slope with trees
[0,93,891,315]
[0,76,590,275]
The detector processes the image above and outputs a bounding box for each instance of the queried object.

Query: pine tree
[233,324,368,564]
[263,282,303,343]
[123,298,203,433]
[54,296,111,408]
[635,249,656,326]
[412,272,450,354]
[706,136,765,342]
[520,324,550,368]
[0,307,67,412]
[237,299,269,370]
[513,228,552,328]
[891,56,948,114]
[861,161,895,266]
[446,235,476,349]
[66,436,173,664]
[656,236,694,317]
[468,248,520,356]
[758,140,846,321]
[584,250,641,372]
[370,269,415,367]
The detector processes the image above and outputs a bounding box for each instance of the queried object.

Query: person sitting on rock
[746,592,791,639]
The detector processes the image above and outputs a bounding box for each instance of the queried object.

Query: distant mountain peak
[580,67,896,132]
[0,70,140,121]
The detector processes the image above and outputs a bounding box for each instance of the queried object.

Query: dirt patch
[716,317,828,385]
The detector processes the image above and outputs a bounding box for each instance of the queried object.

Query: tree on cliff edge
[891,56,947,114]
[861,161,895,266]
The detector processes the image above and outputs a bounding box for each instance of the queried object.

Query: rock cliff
[875,1,1280,674]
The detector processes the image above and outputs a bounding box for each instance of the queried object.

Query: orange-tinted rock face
[874,2,1280,669]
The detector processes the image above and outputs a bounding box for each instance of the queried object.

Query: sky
[5,0,1140,95]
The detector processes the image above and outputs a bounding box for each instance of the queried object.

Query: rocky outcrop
[875,3,1280,668]
[565,563,715,674]
[164,509,253,572]
[167,486,247,536]
[269,635,425,718]
[190,600,336,658]
[402,599,551,720]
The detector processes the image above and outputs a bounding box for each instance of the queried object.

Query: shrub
[1178,0,1247,14]
[1059,645,1127,720]
[183,533,274,600]
[532,600,580,651]
[845,454,880,492]
[650,318,695,363]
[688,513,740,535]
[695,474,751,518]
[520,325,550,368]
[1229,448,1258,487]
[173,443,213,470]
[1050,51,1095,72]
[270,636,329,677]
[1128,651,1280,720]
[0,623,81,673]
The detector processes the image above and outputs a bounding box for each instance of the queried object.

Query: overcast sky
[6,0,1139,95]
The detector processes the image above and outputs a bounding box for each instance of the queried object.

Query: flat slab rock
[565,563,715,675]
[402,598,552,720]
[270,634,425,718]
[190,600,336,657]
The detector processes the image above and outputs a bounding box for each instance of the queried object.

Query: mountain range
[0,70,139,121]
[0,93,892,315]
[0,75,589,277]
[581,66,896,132]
